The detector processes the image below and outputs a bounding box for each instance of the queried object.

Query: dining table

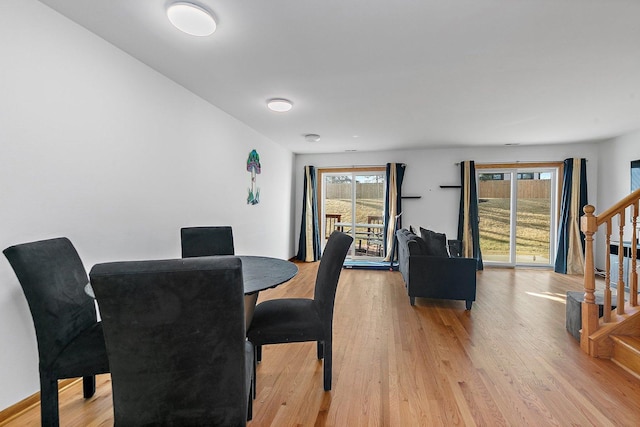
[85,255,298,330]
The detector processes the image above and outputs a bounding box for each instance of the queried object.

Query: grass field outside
[324,198,384,225]
[325,197,552,263]
[478,198,552,263]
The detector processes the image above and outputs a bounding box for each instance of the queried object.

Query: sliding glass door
[477,167,558,266]
[319,168,385,259]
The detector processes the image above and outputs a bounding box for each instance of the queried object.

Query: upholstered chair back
[313,231,354,325]
[3,237,96,368]
[4,237,109,426]
[181,226,235,257]
[90,256,249,426]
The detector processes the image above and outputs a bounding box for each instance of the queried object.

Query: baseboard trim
[0,378,79,425]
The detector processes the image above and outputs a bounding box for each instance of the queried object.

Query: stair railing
[580,189,640,355]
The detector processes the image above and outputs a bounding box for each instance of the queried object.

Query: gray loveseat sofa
[395,228,477,309]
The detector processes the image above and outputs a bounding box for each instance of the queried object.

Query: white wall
[0,0,294,410]
[594,132,640,264]
[295,142,600,255]
[596,132,640,211]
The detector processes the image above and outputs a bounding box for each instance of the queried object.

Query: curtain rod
[454,160,587,166]
[454,161,555,166]
[318,164,406,168]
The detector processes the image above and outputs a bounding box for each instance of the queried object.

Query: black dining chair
[90,256,253,425]
[247,231,353,391]
[3,237,110,427]
[181,226,235,257]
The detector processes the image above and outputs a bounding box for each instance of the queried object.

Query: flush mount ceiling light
[304,134,321,142]
[267,98,293,112]
[167,2,216,36]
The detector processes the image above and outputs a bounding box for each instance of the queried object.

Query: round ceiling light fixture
[167,2,216,36]
[267,98,293,112]
[304,134,321,142]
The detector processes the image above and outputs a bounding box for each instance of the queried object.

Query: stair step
[611,335,640,379]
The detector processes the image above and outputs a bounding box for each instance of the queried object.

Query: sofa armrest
[407,255,477,301]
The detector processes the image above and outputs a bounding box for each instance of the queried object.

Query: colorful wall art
[247,149,261,205]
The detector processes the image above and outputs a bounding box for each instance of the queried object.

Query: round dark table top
[237,255,298,295]
[85,255,298,298]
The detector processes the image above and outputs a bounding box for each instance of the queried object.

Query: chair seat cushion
[247,299,324,345]
[51,322,110,378]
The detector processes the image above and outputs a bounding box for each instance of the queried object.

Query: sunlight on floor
[525,291,567,304]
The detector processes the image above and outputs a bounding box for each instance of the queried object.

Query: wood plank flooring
[3,264,640,426]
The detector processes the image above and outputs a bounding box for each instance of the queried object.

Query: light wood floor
[3,264,640,426]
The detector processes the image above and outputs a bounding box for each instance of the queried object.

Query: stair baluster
[580,188,640,357]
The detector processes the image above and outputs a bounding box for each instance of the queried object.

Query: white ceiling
[38,0,640,154]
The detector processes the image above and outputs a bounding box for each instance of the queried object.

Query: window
[318,167,386,259]
[479,173,505,181]
[476,163,562,266]
[517,172,534,180]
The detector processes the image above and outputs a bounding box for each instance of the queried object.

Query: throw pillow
[419,227,449,257]
[413,236,429,255]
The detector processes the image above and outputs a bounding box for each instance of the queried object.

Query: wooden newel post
[631,202,639,306]
[580,205,599,354]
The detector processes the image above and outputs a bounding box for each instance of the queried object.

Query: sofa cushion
[420,228,449,257]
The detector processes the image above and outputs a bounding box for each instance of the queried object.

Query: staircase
[611,335,640,379]
[579,188,640,373]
